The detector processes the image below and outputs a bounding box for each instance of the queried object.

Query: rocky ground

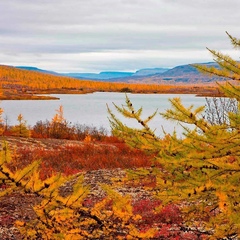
[0,137,153,239]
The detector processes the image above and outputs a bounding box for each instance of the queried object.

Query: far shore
[0,84,223,101]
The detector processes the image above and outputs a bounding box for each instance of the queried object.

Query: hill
[133,68,169,76]
[118,62,223,84]
[63,71,134,80]
[0,64,220,100]
[16,63,223,84]
[62,69,169,80]
[16,66,59,75]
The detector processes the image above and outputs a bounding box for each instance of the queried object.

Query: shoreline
[0,86,222,100]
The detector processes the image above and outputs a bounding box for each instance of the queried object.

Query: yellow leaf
[15,220,25,227]
[216,191,227,212]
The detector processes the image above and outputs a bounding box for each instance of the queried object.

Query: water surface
[1,92,207,137]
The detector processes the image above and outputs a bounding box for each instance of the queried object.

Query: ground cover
[0,136,205,239]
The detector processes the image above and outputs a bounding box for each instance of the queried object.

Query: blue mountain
[133,68,169,76]
[63,71,134,80]
[15,62,223,83]
[16,66,59,75]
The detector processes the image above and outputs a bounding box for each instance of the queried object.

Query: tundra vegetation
[0,32,239,239]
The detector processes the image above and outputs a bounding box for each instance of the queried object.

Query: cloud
[0,0,240,72]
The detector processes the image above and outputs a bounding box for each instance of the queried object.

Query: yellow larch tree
[108,32,240,239]
[11,113,31,137]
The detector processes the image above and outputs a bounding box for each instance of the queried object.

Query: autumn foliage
[108,32,240,239]
[0,103,200,239]
[0,64,218,100]
[10,141,152,179]
[1,32,240,239]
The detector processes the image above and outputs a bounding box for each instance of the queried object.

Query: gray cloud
[0,0,240,72]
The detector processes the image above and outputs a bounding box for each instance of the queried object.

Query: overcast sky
[0,0,240,73]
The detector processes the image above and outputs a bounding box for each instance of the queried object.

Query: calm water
[0,92,207,137]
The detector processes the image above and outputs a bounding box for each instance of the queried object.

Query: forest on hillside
[0,64,219,100]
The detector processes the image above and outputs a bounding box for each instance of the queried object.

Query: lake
[0,92,208,137]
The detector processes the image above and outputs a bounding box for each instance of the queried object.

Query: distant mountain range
[16,66,169,80]
[134,68,169,76]
[16,62,223,84]
[62,68,170,80]
[63,71,134,80]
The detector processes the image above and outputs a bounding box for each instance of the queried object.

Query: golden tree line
[0,64,217,100]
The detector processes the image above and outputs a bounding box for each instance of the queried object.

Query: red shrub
[159,204,182,224]
[9,140,152,178]
[132,199,199,239]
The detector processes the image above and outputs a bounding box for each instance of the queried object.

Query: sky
[0,0,240,73]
